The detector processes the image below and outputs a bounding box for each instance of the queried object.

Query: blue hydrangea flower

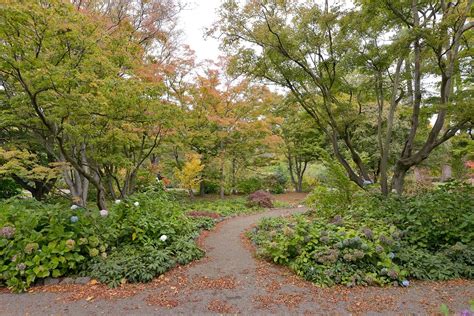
[70,216,79,223]
[388,252,395,259]
[401,280,409,287]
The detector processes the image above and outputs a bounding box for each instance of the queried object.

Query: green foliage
[201,180,221,194]
[87,239,204,287]
[250,215,405,287]
[365,182,474,250]
[184,197,262,217]
[252,182,473,287]
[87,246,175,287]
[0,178,21,199]
[0,190,206,292]
[264,171,287,194]
[305,161,366,218]
[237,177,264,194]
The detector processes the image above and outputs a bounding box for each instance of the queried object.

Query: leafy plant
[247,190,274,208]
[0,189,207,292]
[252,182,473,287]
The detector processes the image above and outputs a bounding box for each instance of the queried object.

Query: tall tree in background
[171,62,277,198]
[275,102,324,192]
[216,0,473,195]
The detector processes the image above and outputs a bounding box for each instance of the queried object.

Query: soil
[1,206,473,315]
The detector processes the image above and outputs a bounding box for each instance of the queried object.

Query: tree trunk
[296,175,303,193]
[380,58,404,196]
[441,164,452,182]
[391,166,408,195]
[96,186,107,210]
[199,181,205,196]
[13,176,56,201]
[220,160,225,199]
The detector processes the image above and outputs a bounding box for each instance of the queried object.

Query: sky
[179,0,223,62]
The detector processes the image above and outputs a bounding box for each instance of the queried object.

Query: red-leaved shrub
[247,190,274,208]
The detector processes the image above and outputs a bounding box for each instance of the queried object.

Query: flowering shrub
[247,190,274,208]
[251,182,473,286]
[250,216,407,286]
[0,189,207,292]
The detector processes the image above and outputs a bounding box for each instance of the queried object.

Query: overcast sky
[179,0,223,62]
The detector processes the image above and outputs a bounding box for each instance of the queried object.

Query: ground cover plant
[183,196,263,217]
[249,182,474,287]
[0,189,208,292]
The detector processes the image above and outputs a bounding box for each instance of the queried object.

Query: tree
[175,153,204,199]
[171,62,277,198]
[274,102,324,192]
[0,148,60,200]
[0,0,177,208]
[215,0,473,195]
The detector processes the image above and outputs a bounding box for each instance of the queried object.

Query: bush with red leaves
[247,190,274,208]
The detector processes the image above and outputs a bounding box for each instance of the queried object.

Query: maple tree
[0,0,180,208]
[175,153,205,199]
[173,63,278,197]
[216,0,473,194]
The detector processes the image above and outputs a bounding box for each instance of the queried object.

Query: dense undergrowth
[0,188,216,292]
[250,181,473,287]
[183,197,260,217]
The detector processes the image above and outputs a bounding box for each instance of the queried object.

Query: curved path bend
[1,207,473,315]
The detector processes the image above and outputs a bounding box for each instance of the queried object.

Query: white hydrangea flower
[159,235,168,242]
[115,199,121,204]
[133,202,139,207]
[70,205,79,210]
[99,209,109,217]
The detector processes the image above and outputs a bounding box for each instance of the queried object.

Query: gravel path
[1,207,473,315]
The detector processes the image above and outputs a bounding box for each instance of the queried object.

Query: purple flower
[362,228,373,239]
[70,216,79,223]
[319,236,330,244]
[331,215,344,226]
[0,226,16,239]
[16,263,26,271]
[387,269,399,279]
[379,235,393,245]
[401,280,409,287]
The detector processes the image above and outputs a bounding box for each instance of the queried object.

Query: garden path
[1,206,473,315]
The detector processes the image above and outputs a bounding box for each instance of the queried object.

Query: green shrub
[305,161,366,218]
[251,181,473,287]
[237,177,263,194]
[86,245,176,287]
[264,169,288,194]
[250,215,406,287]
[184,197,261,217]
[201,180,220,194]
[0,189,205,292]
[0,178,21,199]
[86,239,204,287]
